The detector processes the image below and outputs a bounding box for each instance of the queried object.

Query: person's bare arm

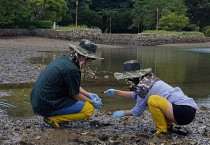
[125,110,133,116]
[114,90,133,100]
[73,93,94,104]
[80,87,89,97]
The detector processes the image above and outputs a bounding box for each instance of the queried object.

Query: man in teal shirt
[31,39,103,128]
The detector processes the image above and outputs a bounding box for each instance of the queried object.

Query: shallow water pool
[1,45,210,117]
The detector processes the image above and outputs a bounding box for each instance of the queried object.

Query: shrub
[35,20,53,29]
[203,26,210,37]
[183,24,198,31]
[1,20,53,29]
[159,13,189,31]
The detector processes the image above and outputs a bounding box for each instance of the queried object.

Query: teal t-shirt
[30,55,81,116]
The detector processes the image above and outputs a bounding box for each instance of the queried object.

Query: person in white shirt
[105,60,198,136]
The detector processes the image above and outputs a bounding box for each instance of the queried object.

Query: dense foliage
[0,0,209,34]
[0,0,67,28]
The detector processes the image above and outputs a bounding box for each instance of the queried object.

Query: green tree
[131,0,167,31]
[29,0,67,22]
[112,11,133,33]
[61,0,134,33]
[59,0,95,26]
[159,0,189,31]
[58,0,75,26]
[94,0,134,33]
[91,0,133,12]
[0,0,31,28]
[159,13,189,31]
[44,0,67,22]
[78,7,102,28]
[185,0,210,29]
[29,0,46,20]
[161,0,188,16]
[203,26,210,37]
[103,11,132,33]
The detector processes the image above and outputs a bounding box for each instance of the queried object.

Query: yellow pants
[47,101,94,127]
[148,95,168,134]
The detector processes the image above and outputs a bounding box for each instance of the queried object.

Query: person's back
[148,80,198,110]
[30,55,80,116]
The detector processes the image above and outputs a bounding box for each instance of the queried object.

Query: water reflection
[0,83,34,117]
[185,48,210,53]
[1,45,210,117]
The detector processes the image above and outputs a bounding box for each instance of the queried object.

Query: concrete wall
[0,29,207,46]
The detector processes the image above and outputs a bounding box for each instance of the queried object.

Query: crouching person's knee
[148,95,158,107]
[82,101,94,117]
[148,95,167,114]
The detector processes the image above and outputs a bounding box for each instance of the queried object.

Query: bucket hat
[114,60,152,80]
[68,39,104,60]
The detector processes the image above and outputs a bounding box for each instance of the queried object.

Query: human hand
[93,100,103,109]
[105,89,115,96]
[112,110,125,118]
[88,93,101,101]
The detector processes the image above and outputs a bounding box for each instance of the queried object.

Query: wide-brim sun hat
[114,60,152,80]
[68,39,104,60]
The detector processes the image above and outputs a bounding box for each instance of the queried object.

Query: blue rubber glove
[88,93,101,101]
[93,100,103,109]
[105,89,115,96]
[112,110,125,118]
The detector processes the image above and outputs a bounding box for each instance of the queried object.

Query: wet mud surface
[1,107,210,145]
[0,36,77,84]
[0,36,210,144]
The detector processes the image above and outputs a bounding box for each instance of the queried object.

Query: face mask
[125,79,135,91]
[125,78,141,91]
[125,79,133,85]
[75,53,87,69]
[79,58,86,69]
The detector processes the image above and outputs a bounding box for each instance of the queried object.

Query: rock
[35,136,41,140]
[98,134,109,141]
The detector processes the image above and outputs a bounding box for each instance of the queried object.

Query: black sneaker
[168,126,188,136]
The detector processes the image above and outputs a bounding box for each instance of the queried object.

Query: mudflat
[0,36,210,145]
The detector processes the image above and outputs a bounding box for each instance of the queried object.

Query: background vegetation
[0,0,209,36]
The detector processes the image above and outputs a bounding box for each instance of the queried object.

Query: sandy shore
[0,36,210,144]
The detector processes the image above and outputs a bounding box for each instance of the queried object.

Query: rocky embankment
[0,29,207,46]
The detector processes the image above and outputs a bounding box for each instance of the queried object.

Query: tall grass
[142,30,204,36]
[57,25,99,31]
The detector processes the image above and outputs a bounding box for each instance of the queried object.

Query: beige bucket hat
[68,39,104,60]
[114,60,152,80]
